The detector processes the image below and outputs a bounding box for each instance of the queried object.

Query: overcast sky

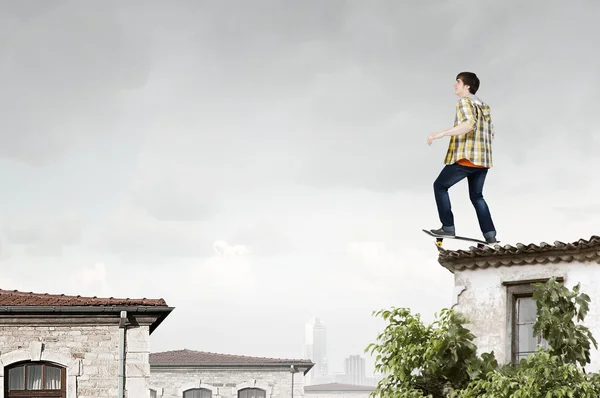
[1,0,600,376]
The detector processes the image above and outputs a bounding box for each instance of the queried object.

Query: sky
[1,0,600,377]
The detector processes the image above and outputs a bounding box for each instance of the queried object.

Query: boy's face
[453,78,470,97]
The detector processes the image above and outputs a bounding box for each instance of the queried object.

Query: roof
[0,288,172,333]
[0,289,168,307]
[304,383,376,392]
[150,349,314,374]
[437,235,600,272]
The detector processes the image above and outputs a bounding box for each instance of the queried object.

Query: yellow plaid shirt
[444,96,494,168]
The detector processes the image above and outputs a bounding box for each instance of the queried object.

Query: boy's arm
[427,99,476,144]
[427,122,473,144]
[438,122,474,137]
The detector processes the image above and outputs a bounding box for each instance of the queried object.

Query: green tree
[532,278,596,367]
[366,278,600,398]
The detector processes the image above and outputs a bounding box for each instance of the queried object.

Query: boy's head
[454,72,480,95]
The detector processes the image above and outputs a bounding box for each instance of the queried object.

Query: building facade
[149,349,313,397]
[343,356,365,386]
[0,288,317,398]
[438,235,600,370]
[0,288,172,398]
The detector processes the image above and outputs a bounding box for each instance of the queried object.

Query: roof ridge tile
[438,234,600,271]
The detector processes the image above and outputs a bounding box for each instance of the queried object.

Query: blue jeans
[433,163,496,238]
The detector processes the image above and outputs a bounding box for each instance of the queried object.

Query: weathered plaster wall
[150,367,306,397]
[453,261,600,371]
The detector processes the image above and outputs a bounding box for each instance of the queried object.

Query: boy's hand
[427,131,445,145]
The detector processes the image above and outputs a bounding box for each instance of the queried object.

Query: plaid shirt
[443,96,494,168]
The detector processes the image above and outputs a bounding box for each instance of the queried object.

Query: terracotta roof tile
[438,235,600,272]
[150,349,312,365]
[0,289,168,307]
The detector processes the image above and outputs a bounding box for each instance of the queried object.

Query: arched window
[5,361,66,397]
[183,388,212,398]
[238,388,266,398]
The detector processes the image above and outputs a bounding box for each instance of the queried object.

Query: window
[5,362,66,397]
[513,295,548,362]
[505,279,556,364]
[150,389,158,398]
[238,388,266,398]
[183,388,212,398]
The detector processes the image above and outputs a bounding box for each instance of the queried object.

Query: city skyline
[303,316,380,386]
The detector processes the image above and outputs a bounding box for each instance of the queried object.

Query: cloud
[1,211,82,256]
[554,204,600,223]
[66,262,108,296]
[111,1,565,195]
[190,240,255,295]
[343,240,452,307]
[3,0,600,378]
[0,235,13,262]
[129,172,220,222]
[0,1,152,165]
[229,221,295,257]
[0,276,25,291]
[94,205,214,260]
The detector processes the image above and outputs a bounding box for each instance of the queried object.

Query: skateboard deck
[422,229,498,249]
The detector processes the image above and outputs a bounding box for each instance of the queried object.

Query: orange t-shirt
[457,158,486,168]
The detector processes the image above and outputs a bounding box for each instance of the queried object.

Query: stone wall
[0,318,152,398]
[304,392,372,398]
[125,325,151,398]
[150,367,307,397]
[453,261,600,371]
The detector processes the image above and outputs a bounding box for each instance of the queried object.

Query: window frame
[237,387,266,398]
[183,388,212,398]
[504,277,562,364]
[4,361,66,398]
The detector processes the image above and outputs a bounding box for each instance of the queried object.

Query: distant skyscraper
[304,317,328,383]
[344,355,366,385]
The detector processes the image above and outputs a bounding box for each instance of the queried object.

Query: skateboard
[422,229,498,250]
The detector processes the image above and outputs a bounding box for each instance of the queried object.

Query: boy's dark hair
[456,72,480,94]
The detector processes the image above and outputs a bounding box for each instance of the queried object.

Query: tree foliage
[366,278,600,397]
[532,278,597,367]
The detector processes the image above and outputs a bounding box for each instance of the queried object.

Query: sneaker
[429,227,455,237]
[485,236,497,244]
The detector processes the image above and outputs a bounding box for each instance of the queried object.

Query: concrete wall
[150,367,307,397]
[0,319,152,398]
[453,261,600,371]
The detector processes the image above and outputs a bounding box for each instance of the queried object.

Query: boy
[427,72,497,244]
